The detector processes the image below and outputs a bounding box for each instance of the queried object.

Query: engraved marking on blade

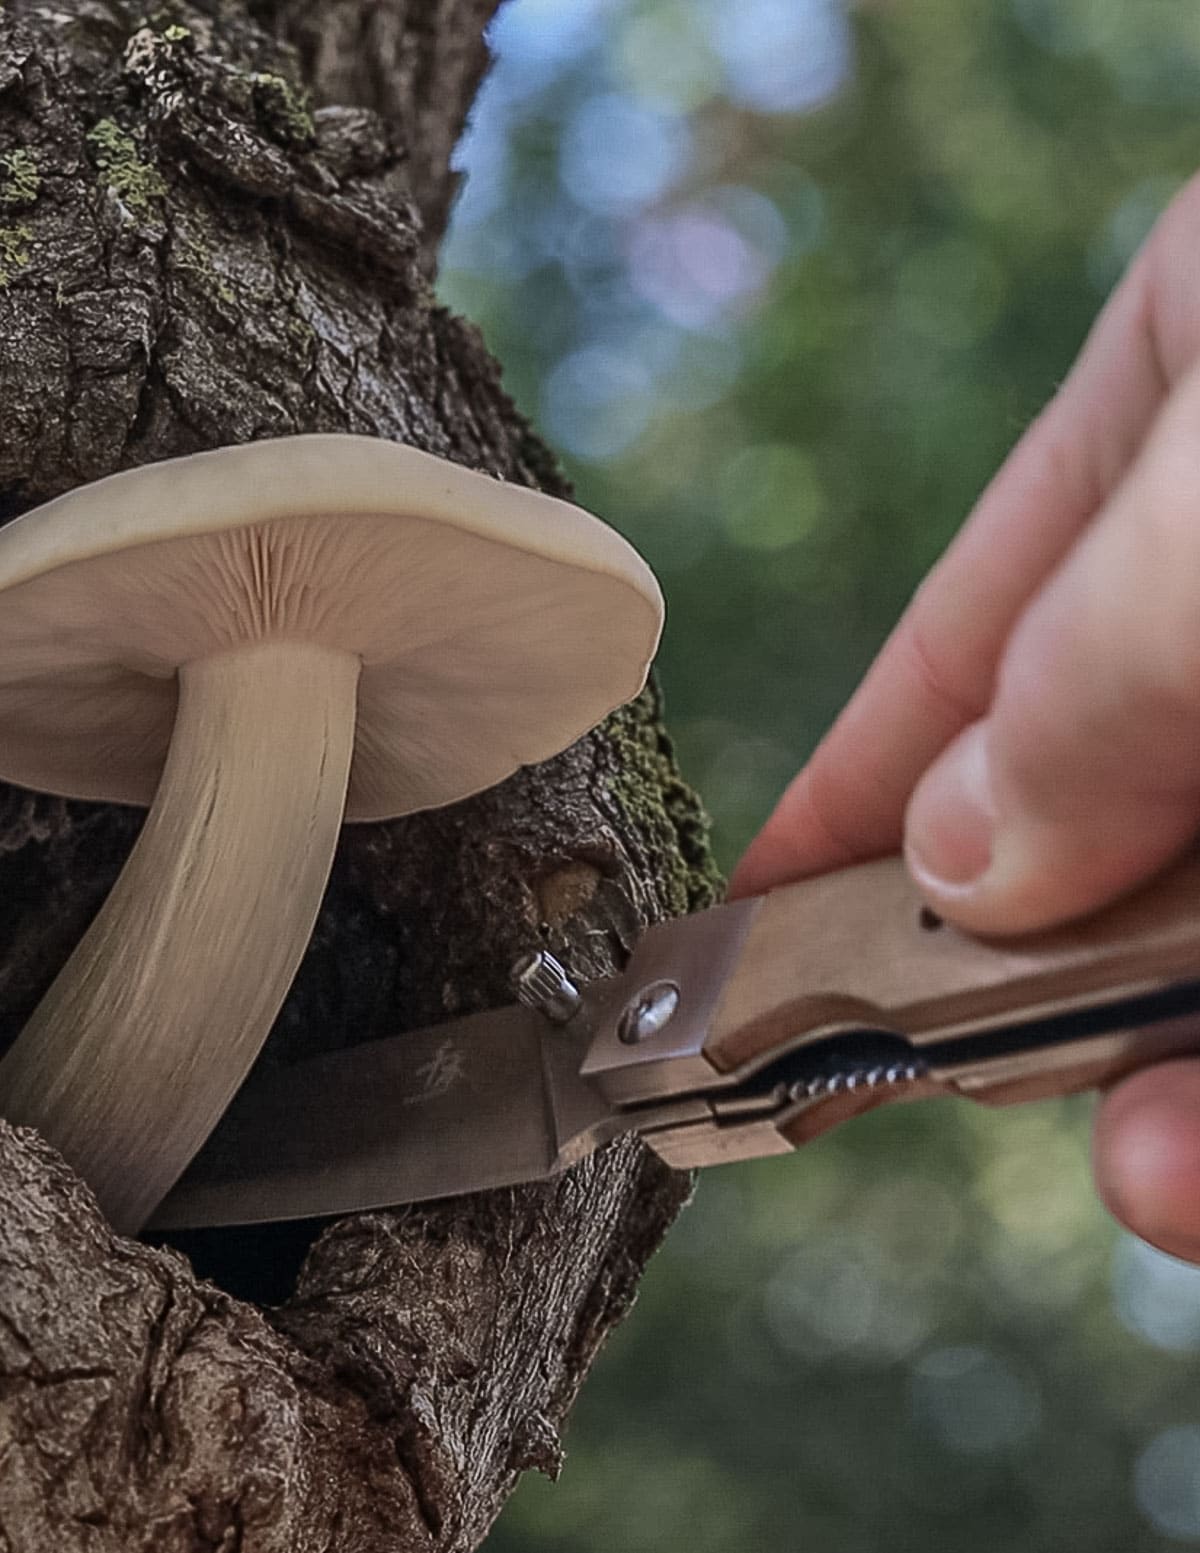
[402,1040,466,1105]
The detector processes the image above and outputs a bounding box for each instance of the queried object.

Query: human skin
[730,172,1200,1265]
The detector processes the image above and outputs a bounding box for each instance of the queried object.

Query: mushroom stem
[0,640,360,1233]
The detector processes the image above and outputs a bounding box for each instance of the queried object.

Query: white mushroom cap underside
[0,436,663,820]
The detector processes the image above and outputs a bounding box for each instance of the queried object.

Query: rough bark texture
[0,4,721,1548]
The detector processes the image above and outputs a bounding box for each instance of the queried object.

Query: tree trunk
[0,4,720,1547]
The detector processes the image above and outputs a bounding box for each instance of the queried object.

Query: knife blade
[149,1001,623,1229]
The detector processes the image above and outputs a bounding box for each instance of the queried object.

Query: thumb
[902,365,1200,935]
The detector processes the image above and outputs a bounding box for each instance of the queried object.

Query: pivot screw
[618,980,680,1045]
[512,951,582,1024]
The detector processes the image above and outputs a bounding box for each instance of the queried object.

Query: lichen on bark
[0,2,719,1548]
[0,145,39,205]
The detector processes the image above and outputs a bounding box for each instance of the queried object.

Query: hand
[730,174,1200,1265]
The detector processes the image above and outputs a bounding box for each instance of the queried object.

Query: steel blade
[149,1002,623,1230]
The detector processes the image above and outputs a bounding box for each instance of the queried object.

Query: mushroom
[0,435,663,1233]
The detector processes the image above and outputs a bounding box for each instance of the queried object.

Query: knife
[149,848,1200,1230]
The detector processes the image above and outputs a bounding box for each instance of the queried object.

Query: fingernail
[904,721,996,893]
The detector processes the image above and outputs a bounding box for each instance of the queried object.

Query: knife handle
[706,847,1200,1073]
[582,845,1200,1106]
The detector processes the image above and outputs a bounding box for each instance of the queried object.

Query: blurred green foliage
[439,1,1200,1547]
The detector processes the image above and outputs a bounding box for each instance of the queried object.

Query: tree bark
[0,4,720,1548]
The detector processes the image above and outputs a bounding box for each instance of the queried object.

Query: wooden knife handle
[705,846,1200,1075]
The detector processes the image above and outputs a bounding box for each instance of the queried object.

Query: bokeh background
[437,2,1200,1547]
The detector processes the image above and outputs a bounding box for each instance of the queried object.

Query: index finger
[729,189,1190,900]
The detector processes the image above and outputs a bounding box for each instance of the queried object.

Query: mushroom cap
[0,436,663,820]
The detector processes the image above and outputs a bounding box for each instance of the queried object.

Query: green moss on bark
[251,71,316,146]
[86,118,166,215]
[172,233,236,305]
[0,221,31,287]
[604,685,723,915]
[0,148,39,207]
